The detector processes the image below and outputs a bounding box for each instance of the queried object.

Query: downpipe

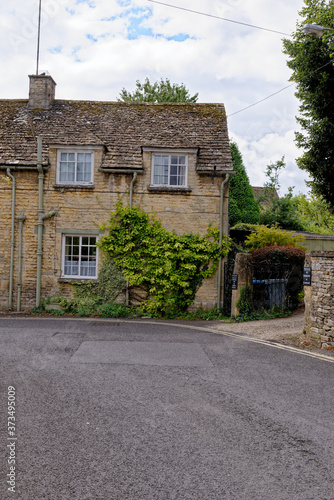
[126,172,138,306]
[129,172,137,209]
[217,174,229,310]
[16,212,26,312]
[36,137,56,307]
[6,168,16,311]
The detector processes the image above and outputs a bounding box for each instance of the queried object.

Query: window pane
[89,246,97,257]
[178,165,186,185]
[152,154,187,186]
[59,164,67,182]
[63,235,97,278]
[59,151,91,184]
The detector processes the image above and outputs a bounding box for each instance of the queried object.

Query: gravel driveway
[213,308,305,342]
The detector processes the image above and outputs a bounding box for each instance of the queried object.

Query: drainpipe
[126,172,138,306]
[6,168,16,311]
[36,137,44,307]
[36,137,57,307]
[217,174,229,310]
[16,211,26,312]
[129,172,137,209]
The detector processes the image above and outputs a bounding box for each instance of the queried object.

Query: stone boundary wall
[303,251,334,348]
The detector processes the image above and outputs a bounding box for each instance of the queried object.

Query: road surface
[1,317,333,499]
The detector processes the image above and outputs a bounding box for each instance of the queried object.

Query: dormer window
[56,149,94,185]
[151,153,188,187]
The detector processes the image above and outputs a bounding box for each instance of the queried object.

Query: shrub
[250,245,305,268]
[236,284,255,319]
[94,303,131,318]
[245,224,306,251]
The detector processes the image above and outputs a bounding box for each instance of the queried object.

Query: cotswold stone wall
[0,152,229,311]
[303,252,334,348]
[230,253,252,317]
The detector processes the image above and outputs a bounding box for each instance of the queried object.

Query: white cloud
[0,0,309,194]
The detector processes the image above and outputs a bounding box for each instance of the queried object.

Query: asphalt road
[1,317,334,500]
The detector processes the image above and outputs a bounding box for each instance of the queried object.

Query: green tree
[263,157,285,199]
[229,141,260,226]
[282,0,334,208]
[260,187,306,231]
[259,158,305,231]
[118,77,198,103]
[295,192,334,234]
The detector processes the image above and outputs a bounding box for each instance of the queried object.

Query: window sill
[58,277,98,283]
[53,184,95,190]
[147,185,192,193]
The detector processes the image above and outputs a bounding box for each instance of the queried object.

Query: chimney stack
[28,74,56,110]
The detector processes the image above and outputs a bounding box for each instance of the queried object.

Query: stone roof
[295,231,334,240]
[252,186,279,210]
[0,99,233,174]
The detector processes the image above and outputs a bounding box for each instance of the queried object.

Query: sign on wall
[303,267,312,286]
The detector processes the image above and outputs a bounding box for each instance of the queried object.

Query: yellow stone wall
[0,147,229,311]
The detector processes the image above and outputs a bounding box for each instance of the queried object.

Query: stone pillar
[231,253,252,317]
[303,251,334,348]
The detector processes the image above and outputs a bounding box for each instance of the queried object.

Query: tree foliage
[229,141,260,226]
[118,77,198,103]
[259,158,305,230]
[282,0,334,208]
[245,224,306,251]
[98,203,229,316]
[295,192,334,233]
[260,187,307,230]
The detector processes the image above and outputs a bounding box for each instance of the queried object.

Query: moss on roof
[0,99,233,172]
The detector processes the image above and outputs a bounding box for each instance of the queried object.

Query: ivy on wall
[98,203,230,316]
[72,257,125,303]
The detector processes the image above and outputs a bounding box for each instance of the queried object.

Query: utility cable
[227,60,333,118]
[147,0,291,36]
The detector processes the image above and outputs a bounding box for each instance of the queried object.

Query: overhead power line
[227,61,333,118]
[227,84,295,117]
[147,0,291,36]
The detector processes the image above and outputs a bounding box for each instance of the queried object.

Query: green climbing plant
[98,203,230,316]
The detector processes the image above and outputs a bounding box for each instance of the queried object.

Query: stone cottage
[0,74,233,312]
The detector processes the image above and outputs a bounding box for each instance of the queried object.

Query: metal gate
[223,258,235,316]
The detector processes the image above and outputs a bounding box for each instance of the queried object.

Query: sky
[0,0,311,195]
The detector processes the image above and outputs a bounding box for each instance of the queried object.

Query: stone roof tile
[0,100,233,172]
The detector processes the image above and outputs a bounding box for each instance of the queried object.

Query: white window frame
[61,234,98,279]
[56,148,94,185]
[150,152,188,187]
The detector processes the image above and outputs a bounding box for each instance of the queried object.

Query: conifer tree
[229,141,260,226]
